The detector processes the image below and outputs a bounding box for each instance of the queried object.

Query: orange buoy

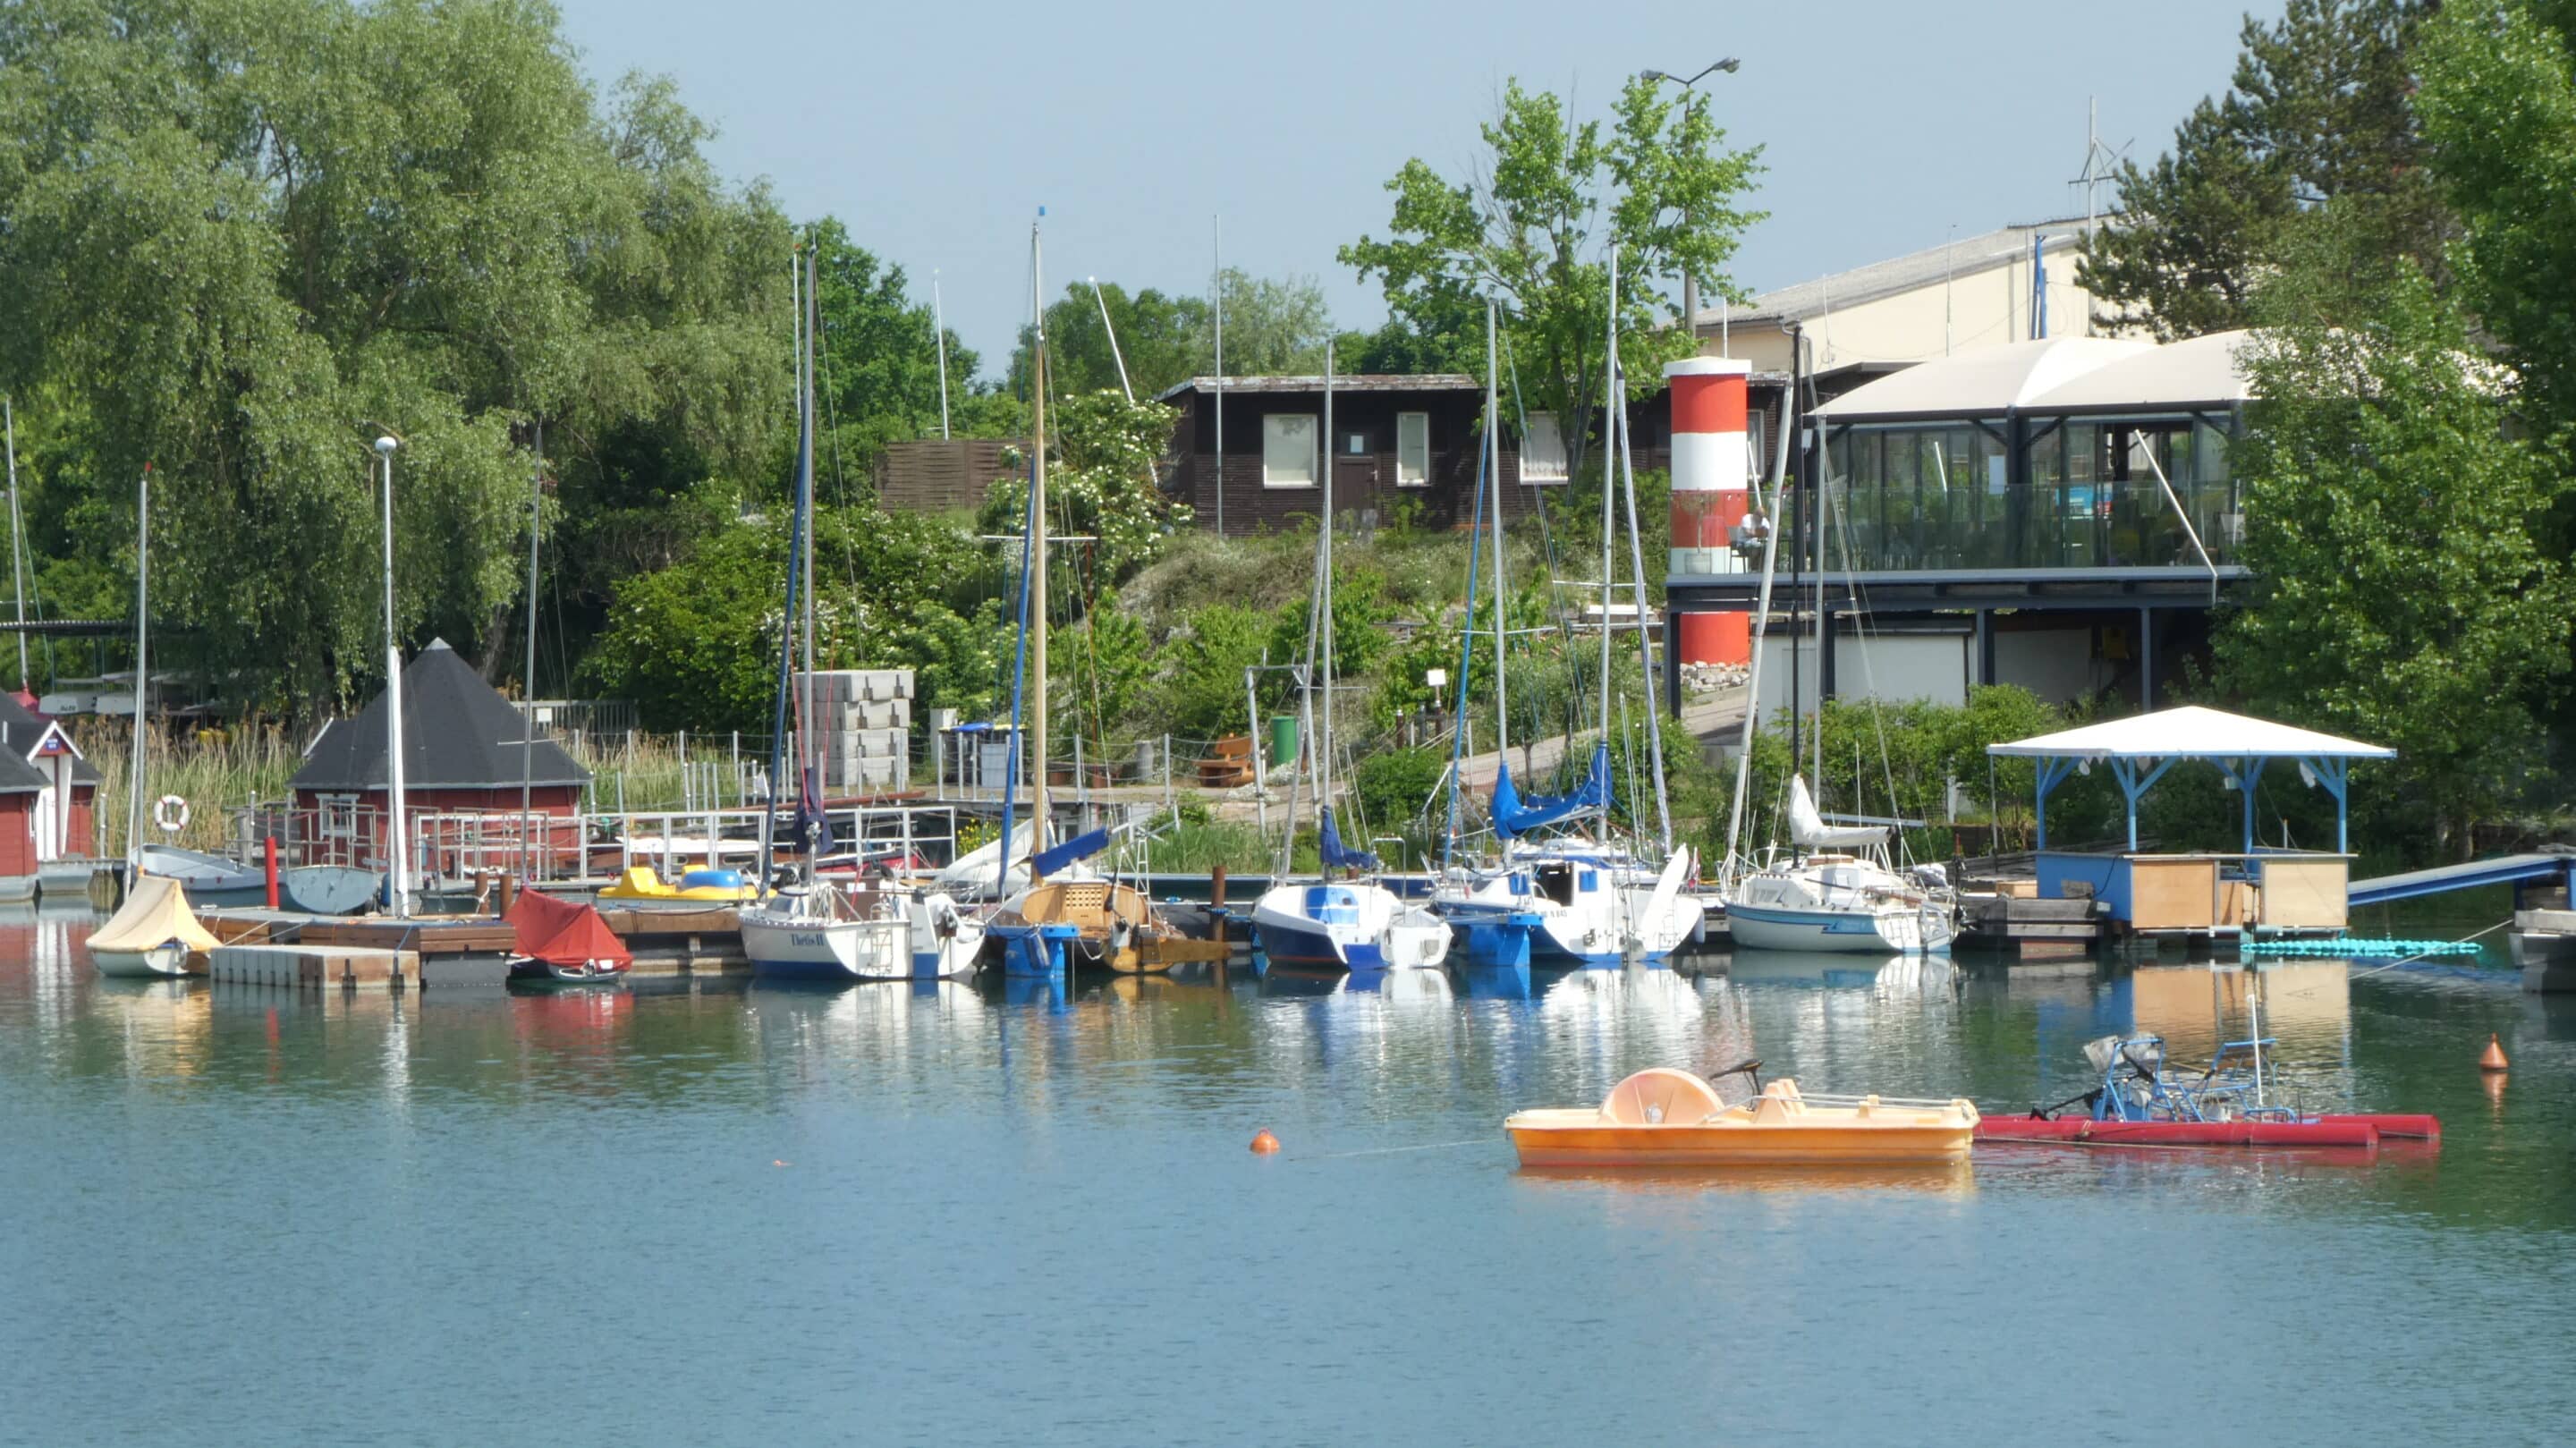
[2479,1035,2510,1072]
[1249,1129,1281,1155]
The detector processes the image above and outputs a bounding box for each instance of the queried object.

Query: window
[1395,412,1430,487]
[1262,413,1318,487]
[1522,411,1568,483]
[1744,413,1767,485]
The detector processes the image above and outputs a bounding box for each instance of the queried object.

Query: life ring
[153,794,190,833]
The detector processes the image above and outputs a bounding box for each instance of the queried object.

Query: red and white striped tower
[1665,356,1753,666]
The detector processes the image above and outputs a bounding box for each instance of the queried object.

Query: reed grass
[70,720,302,857]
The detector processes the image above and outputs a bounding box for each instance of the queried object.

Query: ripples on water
[4,909,2573,1446]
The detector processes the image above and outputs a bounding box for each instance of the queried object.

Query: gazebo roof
[291,639,590,792]
[1987,705,2394,761]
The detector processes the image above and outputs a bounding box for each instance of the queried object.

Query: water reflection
[1516,1160,1976,1199]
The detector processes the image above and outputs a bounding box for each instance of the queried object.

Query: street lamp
[373,433,410,918]
[1642,58,1741,351]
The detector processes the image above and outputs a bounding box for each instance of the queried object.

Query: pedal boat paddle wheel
[1505,1066,1979,1168]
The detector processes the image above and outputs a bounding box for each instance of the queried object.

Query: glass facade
[1821,412,2241,572]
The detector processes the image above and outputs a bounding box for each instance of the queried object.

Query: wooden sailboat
[987,217,1215,978]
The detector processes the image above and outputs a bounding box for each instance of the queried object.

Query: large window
[1262,413,1318,487]
[1521,411,1569,483]
[1395,412,1430,487]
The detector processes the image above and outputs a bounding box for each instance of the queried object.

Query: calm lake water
[4,908,2573,1447]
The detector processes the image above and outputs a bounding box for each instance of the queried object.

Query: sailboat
[1718,329,1955,957]
[1249,351,1452,973]
[986,216,1210,978]
[91,465,216,978]
[739,239,986,983]
[1430,282,1699,969]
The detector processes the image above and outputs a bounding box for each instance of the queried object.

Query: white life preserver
[153,794,191,834]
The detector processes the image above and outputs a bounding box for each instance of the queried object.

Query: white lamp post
[375,435,410,918]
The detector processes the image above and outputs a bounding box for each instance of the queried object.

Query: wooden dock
[1958,890,2106,956]
[207,943,418,987]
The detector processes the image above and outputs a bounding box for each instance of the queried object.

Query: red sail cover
[505,891,633,969]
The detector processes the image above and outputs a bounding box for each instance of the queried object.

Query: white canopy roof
[2022,328,2257,412]
[1812,337,2152,420]
[1987,705,2394,761]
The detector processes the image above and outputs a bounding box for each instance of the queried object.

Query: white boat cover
[90,874,219,953]
[935,817,1048,896]
[1788,775,1886,850]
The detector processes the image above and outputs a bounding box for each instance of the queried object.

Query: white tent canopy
[1987,705,2394,762]
[1987,705,2393,853]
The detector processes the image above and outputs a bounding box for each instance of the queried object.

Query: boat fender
[153,794,190,833]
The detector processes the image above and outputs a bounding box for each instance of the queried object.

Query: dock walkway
[2350,850,2575,908]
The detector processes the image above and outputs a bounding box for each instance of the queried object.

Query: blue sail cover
[1319,811,1381,872]
[1027,827,1110,878]
[1492,743,1612,838]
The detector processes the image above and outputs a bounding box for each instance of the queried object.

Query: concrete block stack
[796,669,914,792]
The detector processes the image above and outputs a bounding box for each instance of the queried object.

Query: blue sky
[553,0,2258,377]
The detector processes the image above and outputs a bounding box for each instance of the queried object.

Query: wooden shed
[0,690,98,876]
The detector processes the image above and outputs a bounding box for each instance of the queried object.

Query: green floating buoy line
[2241,936,2482,959]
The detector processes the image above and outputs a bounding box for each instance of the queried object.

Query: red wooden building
[287,639,589,873]
[0,690,98,876]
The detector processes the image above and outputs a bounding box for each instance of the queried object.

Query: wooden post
[496,871,517,919]
[1210,862,1229,944]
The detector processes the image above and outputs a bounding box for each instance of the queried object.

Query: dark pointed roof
[290,639,590,792]
[0,690,99,794]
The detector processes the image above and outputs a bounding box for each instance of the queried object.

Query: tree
[1340,77,1763,480]
[0,0,789,710]
[978,390,1187,589]
[2215,245,2573,853]
[2079,0,2445,340]
[1005,269,1332,400]
[807,216,983,487]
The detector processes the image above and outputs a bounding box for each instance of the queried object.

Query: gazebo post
[2231,757,2268,853]
[2309,755,2351,853]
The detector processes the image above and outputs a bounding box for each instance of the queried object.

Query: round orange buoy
[1249,1129,1280,1155]
[2479,1035,2510,1072]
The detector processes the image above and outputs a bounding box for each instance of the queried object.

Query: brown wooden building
[875,437,1029,514]
[1156,373,1743,537]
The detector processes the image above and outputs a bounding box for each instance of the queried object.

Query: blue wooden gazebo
[1988,705,2394,854]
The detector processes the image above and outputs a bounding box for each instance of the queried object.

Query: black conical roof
[290,639,590,792]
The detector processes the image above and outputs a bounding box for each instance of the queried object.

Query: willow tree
[0,0,786,710]
[1340,77,1764,481]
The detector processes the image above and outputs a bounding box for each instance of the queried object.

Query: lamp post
[375,434,409,918]
[1641,58,1741,351]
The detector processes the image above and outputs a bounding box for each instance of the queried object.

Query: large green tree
[0,0,786,709]
[2216,241,2573,852]
[1340,76,1764,479]
[1006,269,1333,402]
[2079,0,2445,340]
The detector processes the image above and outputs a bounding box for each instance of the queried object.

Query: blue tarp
[1027,827,1110,877]
[1319,811,1381,872]
[1492,743,1611,838]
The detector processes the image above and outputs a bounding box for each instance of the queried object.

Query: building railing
[1786,478,2242,575]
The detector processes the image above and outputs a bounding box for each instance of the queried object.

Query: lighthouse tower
[1665,356,1754,667]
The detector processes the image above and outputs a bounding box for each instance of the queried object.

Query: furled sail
[1493,742,1611,839]
[1318,811,1380,872]
[1787,774,1887,849]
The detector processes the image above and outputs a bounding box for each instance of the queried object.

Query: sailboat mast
[1319,346,1335,822]
[1030,218,1051,872]
[520,419,542,878]
[799,244,819,868]
[1487,301,1507,761]
[125,466,148,871]
[4,398,26,690]
[1598,252,1618,819]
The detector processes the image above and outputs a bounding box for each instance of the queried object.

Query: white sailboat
[739,240,983,982]
[1250,349,1452,972]
[1716,330,1955,957]
[1431,273,1699,969]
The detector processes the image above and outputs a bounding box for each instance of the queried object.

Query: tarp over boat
[1492,743,1610,839]
[89,874,220,953]
[505,891,631,970]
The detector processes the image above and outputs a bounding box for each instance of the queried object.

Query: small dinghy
[1973,1034,2438,1148]
[597,865,760,904]
[504,890,633,985]
[1505,1066,1979,1168]
[89,874,219,978]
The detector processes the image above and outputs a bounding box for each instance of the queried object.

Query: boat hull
[1505,1114,1973,1167]
[1724,900,1955,955]
[1973,1117,2381,1148]
[741,898,983,983]
[92,942,192,979]
[1250,882,1453,971]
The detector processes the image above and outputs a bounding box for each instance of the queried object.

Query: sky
[552,0,2259,378]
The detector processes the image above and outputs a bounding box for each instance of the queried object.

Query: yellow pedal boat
[597,865,761,904]
[1505,1068,1979,1168]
